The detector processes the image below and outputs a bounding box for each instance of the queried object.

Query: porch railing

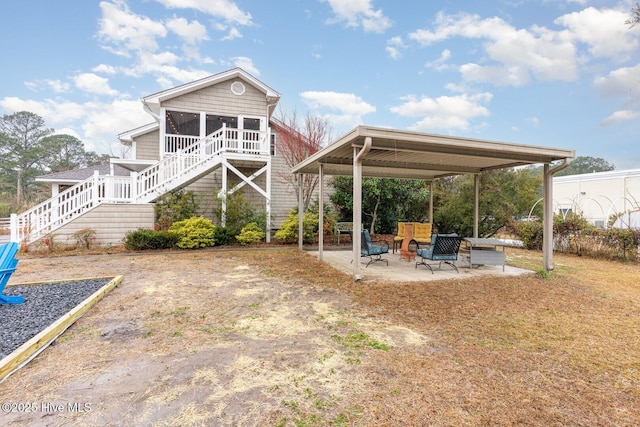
[164,126,268,157]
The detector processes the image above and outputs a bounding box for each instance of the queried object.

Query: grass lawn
[1,247,639,426]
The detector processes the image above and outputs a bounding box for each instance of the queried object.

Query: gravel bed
[0,278,113,359]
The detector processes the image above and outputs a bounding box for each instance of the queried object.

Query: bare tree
[626,3,640,27]
[273,111,331,212]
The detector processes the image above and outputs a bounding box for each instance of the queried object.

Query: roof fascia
[118,122,159,143]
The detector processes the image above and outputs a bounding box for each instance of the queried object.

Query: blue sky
[1,0,638,169]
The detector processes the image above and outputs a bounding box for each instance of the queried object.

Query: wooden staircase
[11,126,269,245]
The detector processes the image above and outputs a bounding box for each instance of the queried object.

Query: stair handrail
[11,172,114,244]
[135,127,229,202]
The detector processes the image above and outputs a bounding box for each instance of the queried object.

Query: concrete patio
[308,248,533,283]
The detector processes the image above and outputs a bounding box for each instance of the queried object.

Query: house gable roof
[142,68,281,117]
[36,164,131,184]
[118,122,158,143]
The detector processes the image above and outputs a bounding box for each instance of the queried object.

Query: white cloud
[594,63,640,125]
[0,96,150,155]
[301,91,376,115]
[385,36,406,60]
[231,57,259,76]
[97,0,167,56]
[408,11,580,86]
[24,79,71,93]
[321,0,392,33]
[300,91,376,130]
[593,64,640,101]
[601,109,640,126]
[425,49,452,71]
[74,73,119,96]
[390,92,492,132]
[166,16,209,45]
[554,7,638,60]
[155,0,253,26]
[221,27,242,41]
[92,64,118,74]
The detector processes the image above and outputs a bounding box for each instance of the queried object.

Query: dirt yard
[1,247,639,426]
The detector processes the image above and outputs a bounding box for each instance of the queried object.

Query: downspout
[353,137,372,282]
[543,158,571,271]
[266,99,278,243]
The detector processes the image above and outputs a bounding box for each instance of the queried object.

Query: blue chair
[415,234,462,274]
[361,230,389,267]
[0,242,24,304]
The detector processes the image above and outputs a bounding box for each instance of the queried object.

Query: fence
[0,218,10,243]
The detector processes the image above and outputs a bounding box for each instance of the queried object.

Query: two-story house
[12,68,322,247]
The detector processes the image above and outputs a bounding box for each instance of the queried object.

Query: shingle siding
[135,129,160,161]
[163,78,267,117]
[39,204,155,248]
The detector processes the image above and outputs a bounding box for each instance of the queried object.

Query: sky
[1,0,639,169]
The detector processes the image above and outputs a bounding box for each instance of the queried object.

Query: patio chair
[361,230,389,267]
[0,242,24,304]
[415,234,462,274]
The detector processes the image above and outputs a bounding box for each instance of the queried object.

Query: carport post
[543,164,553,271]
[298,173,303,250]
[318,163,324,261]
[352,137,372,281]
[543,159,570,271]
[473,174,480,238]
[429,181,434,223]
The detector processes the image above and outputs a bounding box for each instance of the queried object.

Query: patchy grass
[2,247,639,426]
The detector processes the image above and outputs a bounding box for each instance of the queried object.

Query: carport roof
[292,125,575,179]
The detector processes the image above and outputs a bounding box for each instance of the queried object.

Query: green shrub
[214,190,267,235]
[154,190,200,230]
[213,226,237,246]
[124,228,179,250]
[168,216,216,249]
[236,222,266,245]
[516,220,544,250]
[274,209,318,244]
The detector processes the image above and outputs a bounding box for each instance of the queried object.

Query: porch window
[206,115,238,134]
[243,118,260,131]
[166,110,199,135]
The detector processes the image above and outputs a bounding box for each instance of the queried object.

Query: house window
[270,133,277,156]
[206,115,238,134]
[559,208,572,216]
[166,110,199,135]
[243,117,260,131]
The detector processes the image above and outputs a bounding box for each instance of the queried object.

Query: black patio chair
[360,230,389,267]
[415,233,462,273]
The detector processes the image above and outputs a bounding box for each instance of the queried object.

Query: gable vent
[231,81,246,95]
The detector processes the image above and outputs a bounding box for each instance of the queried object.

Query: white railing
[10,172,131,244]
[163,126,268,157]
[12,125,269,244]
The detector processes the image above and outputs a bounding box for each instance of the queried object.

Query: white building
[553,169,640,227]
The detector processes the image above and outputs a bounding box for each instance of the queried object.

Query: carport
[292,125,575,281]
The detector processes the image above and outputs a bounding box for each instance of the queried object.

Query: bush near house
[168,216,216,249]
[213,226,237,246]
[274,209,318,244]
[154,190,200,231]
[124,228,179,250]
[235,222,266,245]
